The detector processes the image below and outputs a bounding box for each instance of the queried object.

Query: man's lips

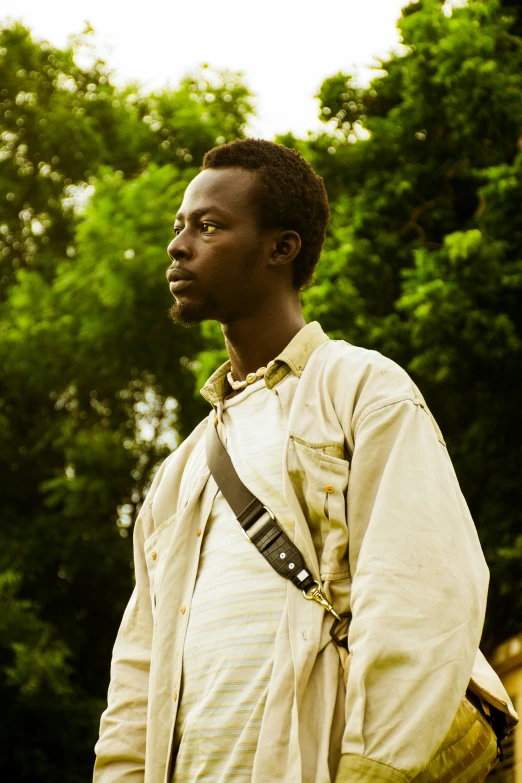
[167,266,194,283]
[169,279,193,293]
[167,266,195,294]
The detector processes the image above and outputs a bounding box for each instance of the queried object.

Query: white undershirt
[172,377,295,783]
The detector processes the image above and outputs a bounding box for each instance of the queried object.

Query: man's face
[166,167,274,327]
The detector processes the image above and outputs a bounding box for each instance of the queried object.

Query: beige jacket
[94,321,517,783]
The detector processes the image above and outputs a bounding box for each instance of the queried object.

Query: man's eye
[172,223,217,236]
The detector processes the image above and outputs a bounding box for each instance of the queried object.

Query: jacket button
[151,551,157,560]
[196,529,202,537]
[214,416,218,425]
[325,485,334,494]
[179,605,186,614]
[173,691,178,702]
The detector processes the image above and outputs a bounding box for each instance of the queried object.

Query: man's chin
[167,297,219,327]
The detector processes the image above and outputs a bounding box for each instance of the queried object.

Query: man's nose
[167,233,192,262]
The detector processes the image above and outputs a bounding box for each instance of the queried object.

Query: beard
[167,290,220,327]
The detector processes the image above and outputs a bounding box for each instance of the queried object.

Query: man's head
[166,138,330,327]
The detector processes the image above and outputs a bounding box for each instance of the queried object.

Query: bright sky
[1,0,411,139]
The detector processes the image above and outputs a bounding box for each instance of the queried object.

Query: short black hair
[201,138,330,290]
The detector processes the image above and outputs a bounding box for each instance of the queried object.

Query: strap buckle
[303,581,341,621]
[242,505,275,542]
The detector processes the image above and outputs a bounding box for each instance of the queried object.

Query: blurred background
[0,0,521,780]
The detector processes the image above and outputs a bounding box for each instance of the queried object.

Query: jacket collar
[200,320,329,406]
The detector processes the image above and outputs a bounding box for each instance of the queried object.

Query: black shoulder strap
[205,415,350,648]
[206,415,315,592]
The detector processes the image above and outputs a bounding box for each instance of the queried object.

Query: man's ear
[268,230,302,268]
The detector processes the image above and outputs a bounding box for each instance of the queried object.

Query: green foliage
[0,570,72,697]
[2,0,522,777]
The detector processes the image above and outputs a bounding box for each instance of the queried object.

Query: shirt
[172,377,295,781]
[93,321,518,783]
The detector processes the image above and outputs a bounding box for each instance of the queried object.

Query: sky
[1,0,412,139]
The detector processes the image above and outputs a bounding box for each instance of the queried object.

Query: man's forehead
[176,167,259,219]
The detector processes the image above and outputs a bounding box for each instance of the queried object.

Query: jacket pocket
[287,434,350,580]
[144,511,180,619]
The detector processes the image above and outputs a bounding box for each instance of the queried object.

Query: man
[94,139,517,783]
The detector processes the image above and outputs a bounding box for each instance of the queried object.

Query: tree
[0,22,252,781]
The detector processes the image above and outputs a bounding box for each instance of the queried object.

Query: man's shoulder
[312,337,415,398]
[309,337,445,444]
[147,416,207,491]
[162,416,208,473]
[145,416,209,529]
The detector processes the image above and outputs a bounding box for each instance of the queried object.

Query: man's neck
[222,305,306,383]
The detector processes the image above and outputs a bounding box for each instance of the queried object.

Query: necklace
[227,359,275,390]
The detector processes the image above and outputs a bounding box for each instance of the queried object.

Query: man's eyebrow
[174,206,231,222]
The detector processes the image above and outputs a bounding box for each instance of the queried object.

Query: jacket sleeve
[335,393,489,781]
[93,457,172,782]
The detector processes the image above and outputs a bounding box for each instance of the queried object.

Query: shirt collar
[200,320,329,407]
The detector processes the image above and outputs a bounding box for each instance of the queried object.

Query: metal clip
[303,581,341,621]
